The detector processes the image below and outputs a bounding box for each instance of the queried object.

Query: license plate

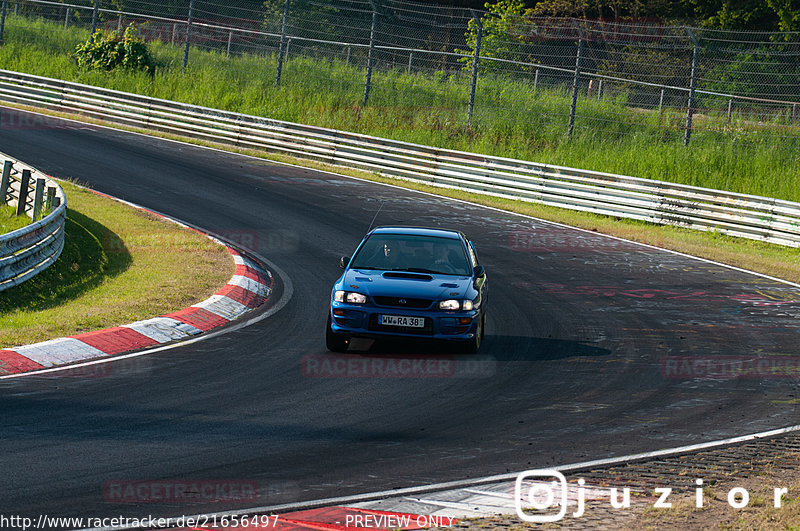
[380,315,425,328]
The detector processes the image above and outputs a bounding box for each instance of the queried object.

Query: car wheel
[326,315,349,353]
[463,313,484,354]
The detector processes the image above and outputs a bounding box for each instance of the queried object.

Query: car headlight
[334,290,367,304]
[439,299,474,310]
[346,292,367,304]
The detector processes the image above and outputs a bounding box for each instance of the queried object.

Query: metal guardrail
[0,152,66,291]
[1,68,799,247]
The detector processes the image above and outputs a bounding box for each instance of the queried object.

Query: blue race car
[327,226,487,353]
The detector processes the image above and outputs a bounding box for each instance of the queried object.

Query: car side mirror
[339,256,350,269]
[473,265,485,278]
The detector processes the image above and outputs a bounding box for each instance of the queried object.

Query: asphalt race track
[1,107,800,522]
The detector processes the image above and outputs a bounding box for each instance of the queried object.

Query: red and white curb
[0,247,272,376]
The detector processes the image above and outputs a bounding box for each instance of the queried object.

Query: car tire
[326,315,349,353]
[462,312,484,354]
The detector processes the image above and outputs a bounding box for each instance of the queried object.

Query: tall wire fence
[2,0,800,146]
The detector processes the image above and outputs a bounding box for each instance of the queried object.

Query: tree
[460,0,536,70]
[766,0,800,31]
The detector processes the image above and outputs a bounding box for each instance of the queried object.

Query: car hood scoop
[382,271,433,281]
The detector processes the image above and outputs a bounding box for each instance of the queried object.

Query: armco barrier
[0,153,66,292]
[2,69,800,246]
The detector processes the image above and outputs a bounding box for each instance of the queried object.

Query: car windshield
[350,234,471,275]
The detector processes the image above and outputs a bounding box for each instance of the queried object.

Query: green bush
[73,25,155,75]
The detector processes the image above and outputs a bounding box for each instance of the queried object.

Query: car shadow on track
[340,335,610,361]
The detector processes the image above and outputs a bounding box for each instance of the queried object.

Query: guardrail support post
[684,28,699,147]
[16,169,30,217]
[568,25,584,138]
[467,10,482,128]
[0,161,11,204]
[90,0,99,41]
[32,177,44,221]
[362,1,378,106]
[183,0,196,70]
[0,0,7,45]
[46,186,55,214]
[275,0,290,87]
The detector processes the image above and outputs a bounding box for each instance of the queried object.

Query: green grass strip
[0,204,30,234]
[1,15,800,202]
[0,180,232,348]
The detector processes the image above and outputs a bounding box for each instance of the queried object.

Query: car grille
[368,315,433,335]
[372,296,433,309]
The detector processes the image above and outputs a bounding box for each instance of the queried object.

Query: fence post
[16,169,30,216]
[275,0,290,87]
[117,13,122,31]
[14,0,17,16]
[467,10,482,128]
[793,103,797,124]
[0,161,11,204]
[727,98,732,124]
[346,45,351,65]
[46,186,56,214]
[64,7,69,29]
[533,68,539,92]
[362,1,378,106]
[226,29,232,56]
[407,51,412,75]
[684,28,699,147]
[658,88,664,114]
[568,24,584,138]
[171,23,177,45]
[90,0,99,40]
[182,0,196,70]
[597,79,603,101]
[32,177,44,221]
[0,0,7,45]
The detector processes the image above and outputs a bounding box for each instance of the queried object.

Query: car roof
[369,226,465,240]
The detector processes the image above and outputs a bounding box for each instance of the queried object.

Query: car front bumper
[329,303,480,341]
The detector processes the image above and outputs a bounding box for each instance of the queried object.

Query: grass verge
[0,180,232,348]
[2,15,800,202]
[0,204,30,234]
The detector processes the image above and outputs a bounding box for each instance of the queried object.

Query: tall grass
[0,205,30,234]
[2,15,800,201]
